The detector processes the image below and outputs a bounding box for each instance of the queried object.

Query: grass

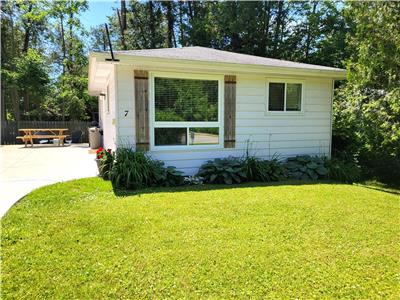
[2,178,399,299]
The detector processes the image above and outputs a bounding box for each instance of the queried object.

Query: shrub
[243,156,287,182]
[96,147,114,180]
[358,153,400,184]
[285,155,328,180]
[151,160,185,187]
[109,148,185,190]
[325,158,361,183]
[110,148,155,189]
[197,157,246,184]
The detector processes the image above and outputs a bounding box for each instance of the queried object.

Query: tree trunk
[148,1,156,48]
[22,3,33,53]
[178,1,185,45]
[165,1,175,48]
[120,0,127,30]
[117,9,127,50]
[12,90,20,122]
[10,7,20,121]
[60,14,66,74]
[24,92,30,119]
[272,1,284,57]
[230,2,240,51]
[305,2,318,61]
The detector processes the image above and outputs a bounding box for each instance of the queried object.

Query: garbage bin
[88,127,102,149]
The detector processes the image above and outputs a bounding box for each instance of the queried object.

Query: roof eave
[90,52,347,80]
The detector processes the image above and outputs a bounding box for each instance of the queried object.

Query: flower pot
[95,158,102,173]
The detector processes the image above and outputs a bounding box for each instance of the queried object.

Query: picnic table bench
[17,128,68,147]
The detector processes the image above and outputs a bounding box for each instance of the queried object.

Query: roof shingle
[110,46,344,72]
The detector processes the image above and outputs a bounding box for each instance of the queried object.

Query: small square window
[268,82,302,112]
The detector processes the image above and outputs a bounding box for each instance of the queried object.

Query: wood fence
[1,120,92,145]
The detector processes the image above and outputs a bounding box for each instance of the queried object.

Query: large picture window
[268,81,303,112]
[152,74,222,149]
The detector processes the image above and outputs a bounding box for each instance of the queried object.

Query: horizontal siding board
[236,132,330,142]
[236,111,330,119]
[236,126,330,135]
[237,118,329,127]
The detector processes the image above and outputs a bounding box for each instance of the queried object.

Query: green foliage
[150,160,185,187]
[325,158,361,183]
[1,0,95,121]
[243,156,287,182]
[110,148,156,190]
[110,148,184,190]
[332,2,400,183]
[197,157,246,184]
[285,156,328,180]
[97,148,114,180]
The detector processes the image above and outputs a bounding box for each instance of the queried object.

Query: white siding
[100,66,117,150]
[116,70,333,175]
[115,65,135,147]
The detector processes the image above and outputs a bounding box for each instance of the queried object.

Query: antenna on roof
[104,23,119,62]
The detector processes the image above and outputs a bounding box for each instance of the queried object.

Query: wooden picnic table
[17,128,69,147]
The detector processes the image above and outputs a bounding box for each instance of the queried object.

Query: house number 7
[124,110,129,117]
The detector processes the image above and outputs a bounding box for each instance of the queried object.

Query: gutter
[89,52,347,80]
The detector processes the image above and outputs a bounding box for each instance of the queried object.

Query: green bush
[110,148,185,190]
[97,150,114,180]
[325,158,361,183]
[358,153,400,184]
[285,155,328,180]
[151,160,185,187]
[110,148,155,190]
[197,157,247,184]
[243,156,287,182]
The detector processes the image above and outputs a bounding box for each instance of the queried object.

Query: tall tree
[333,1,400,181]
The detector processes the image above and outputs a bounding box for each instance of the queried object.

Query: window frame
[265,78,305,115]
[149,72,224,151]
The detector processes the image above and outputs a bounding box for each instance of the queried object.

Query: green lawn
[2,178,399,299]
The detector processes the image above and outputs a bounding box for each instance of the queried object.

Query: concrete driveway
[0,144,98,217]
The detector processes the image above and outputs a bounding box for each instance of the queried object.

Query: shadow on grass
[111,180,338,198]
[354,182,400,196]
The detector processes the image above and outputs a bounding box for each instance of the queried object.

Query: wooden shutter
[224,75,236,148]
[134,70,149,151]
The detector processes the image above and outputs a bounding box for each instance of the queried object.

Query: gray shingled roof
[111,46,344,72]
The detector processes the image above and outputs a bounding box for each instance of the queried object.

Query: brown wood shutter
[224,75,236,148]
[134,70,149,151]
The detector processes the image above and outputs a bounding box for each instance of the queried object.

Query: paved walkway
[0,144,98,217]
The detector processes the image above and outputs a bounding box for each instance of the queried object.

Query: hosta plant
[285,155,328,180]
[197,157,247,184]
[151,160,185,187]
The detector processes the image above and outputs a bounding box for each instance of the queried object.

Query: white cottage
[88,47,346,175]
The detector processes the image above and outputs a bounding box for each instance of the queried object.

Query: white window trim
[265,78,305,115]
[149,71,224,151]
